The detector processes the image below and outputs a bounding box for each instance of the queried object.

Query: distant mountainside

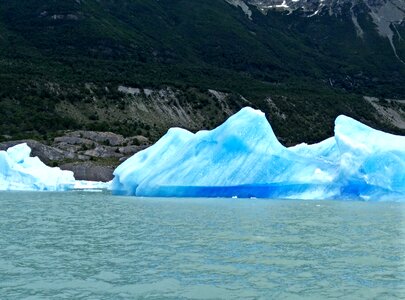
[0,0,404,146]
[228,0,405,62]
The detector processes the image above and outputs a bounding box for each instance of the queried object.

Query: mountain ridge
[227,0,405,62]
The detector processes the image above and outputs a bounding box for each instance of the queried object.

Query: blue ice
[112,107,405,200]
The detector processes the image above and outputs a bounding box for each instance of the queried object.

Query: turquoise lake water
[0,191,404,299]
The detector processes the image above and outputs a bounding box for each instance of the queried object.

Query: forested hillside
[0,0,404,145]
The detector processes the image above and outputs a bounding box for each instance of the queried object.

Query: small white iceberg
[0,143,76,191]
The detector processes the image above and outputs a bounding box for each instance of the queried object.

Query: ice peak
[335,114,405,152]
[6,143,31,164]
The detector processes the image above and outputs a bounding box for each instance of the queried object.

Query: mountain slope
[0,0,404,145]
[234,0,405,63]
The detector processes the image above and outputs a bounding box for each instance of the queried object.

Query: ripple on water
[0,192,404,299]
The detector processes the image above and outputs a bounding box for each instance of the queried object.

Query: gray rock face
[226,0,405,62]
[84,146,122,159]
[118,145,148,155]
[60,162,115,182]
[65,131,126,146]
[54,136,94,146]
[244,0,405,20]
[53,131,150,159]
[364,96,405,129]
[0,140,72,164]
[225,0,253,19]
[228,0,405,36]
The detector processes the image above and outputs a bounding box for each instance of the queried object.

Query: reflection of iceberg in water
[0,143,76,191]
[112,107,405,201]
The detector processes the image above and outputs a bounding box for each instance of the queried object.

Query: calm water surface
[0,191,404,299]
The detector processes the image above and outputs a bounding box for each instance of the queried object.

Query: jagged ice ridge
[112,107,405,201]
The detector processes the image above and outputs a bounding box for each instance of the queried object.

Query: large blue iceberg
[0,143,76,191]
[112,107,405,201]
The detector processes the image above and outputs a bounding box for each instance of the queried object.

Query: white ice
[0,143,76,191]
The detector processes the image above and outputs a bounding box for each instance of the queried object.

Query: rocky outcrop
[60,162,115,182]
[225,0,253,19]
[0,140,73,164]
[65,131,126,146]
[364,96,405,130]
[0,131,151,181]
[52,131,149,161]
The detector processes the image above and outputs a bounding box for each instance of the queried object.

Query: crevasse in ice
[113,107,405,200]
[0,143,76,191]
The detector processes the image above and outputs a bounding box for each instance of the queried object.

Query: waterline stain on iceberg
[112,107,405,201]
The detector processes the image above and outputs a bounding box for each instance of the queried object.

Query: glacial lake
[0,192,404,299]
